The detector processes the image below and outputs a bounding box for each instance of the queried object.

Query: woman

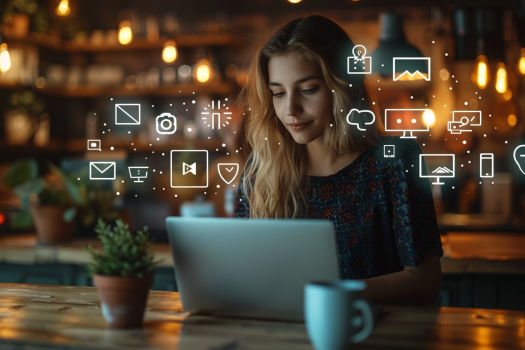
[235,15,443,305]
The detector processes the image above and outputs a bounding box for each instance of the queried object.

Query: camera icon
[156,113,177,134]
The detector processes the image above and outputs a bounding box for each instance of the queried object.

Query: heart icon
[513,145,525,175]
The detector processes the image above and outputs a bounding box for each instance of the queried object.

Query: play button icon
[514,145,525,175]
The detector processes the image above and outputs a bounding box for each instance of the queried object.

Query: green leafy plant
[86,219,157,278]
[4,158,85,228]
[2,0,49,33]
[8,90,45,118]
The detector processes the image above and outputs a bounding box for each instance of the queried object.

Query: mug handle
[350,299,374,344]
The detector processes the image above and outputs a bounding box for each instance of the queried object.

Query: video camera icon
[171,150,208,188]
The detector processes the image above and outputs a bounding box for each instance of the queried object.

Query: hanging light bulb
[495,62,507,94]
[194,58,213,83]
[162,40,178,64]
[518,49,525,75]
[55,0,70,16]
[0,43,11,73]
[118,20,133,45]
[423,109,436,128]
[288,0,302,3]
[471,55,489,89]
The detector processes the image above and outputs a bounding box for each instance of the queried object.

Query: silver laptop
[165,217,340,321]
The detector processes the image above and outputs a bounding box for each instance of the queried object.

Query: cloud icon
[346,109,376,131]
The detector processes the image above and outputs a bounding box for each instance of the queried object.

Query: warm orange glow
[495,62,507,93]
[55,0,70,16]
[518,49,525,75]
[503,90,512,101]
[162,40,178,64]
[395,72,429,81]
[423,109,436,127]
[118,20,133,45]
[0,213,4,225]
[287,0,302,3]
[194,59,212,83]
[472,55,489,89]
[508,114,517,127]
[0,43,11,73]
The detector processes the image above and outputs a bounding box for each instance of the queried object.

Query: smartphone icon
[480,153,494,178]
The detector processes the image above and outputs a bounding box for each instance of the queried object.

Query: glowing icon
[128,166,149,183]
[156,112,177,134]
[218,163,239,185]
[347,45,372,75]
[171,150,208,188]
[115,104,140,125]
[346,109,376,131]
[201,100,232,129]
[87,139,101,151]
[480,153,494,178]
[183,162,196,175]
[384,109,430,139]
[447,111,482,134]
[393,57,431,81]
[514,145,525,175]
[384,145,395,158]
[419,154,455,185]
[90,162,116,180]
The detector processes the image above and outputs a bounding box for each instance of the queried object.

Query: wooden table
[0,284,524,350]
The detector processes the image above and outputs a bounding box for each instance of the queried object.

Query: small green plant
[86,219,157,278]
[2,0,49,33]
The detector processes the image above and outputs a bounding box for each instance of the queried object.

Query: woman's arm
[360,254,442,305]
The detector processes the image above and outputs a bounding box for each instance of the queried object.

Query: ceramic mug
[305,280,373,350]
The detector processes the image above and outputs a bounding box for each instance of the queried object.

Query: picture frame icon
[115,104,141,125]
[90,162,116,180]
[393,57,431,81]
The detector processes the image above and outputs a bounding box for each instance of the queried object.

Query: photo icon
[156,113,177,134]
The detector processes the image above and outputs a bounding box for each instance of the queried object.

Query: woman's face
[268,51,333,145]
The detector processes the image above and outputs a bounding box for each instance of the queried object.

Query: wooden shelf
[0,82,237,97]
[67,137,224,152]
[5,33,243,52]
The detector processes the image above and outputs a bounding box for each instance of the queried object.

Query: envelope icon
[115,104,141,125]
[90,162,116,180]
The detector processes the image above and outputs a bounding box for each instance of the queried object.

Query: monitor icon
[128,166,149,183]
[384,109,430,139]
[419,154,455,185]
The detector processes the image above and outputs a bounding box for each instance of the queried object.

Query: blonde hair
[240,15,383,218]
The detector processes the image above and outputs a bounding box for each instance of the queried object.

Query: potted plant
[2,0,49,37]
[86,218,157,329]
[4,158,85,244]
[5,90,46,145]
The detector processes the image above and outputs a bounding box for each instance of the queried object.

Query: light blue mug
[305,280,373,350]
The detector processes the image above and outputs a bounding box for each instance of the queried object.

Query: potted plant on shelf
[86,218,157,329]
[4,158,85,244]
[1,0,49,37]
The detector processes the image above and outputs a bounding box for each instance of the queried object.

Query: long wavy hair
[240,15,384,218]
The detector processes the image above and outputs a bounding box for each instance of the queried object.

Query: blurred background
[0,0,525,239]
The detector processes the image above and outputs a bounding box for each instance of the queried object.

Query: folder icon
[393,57,431,81]
[115,104,141,125]
[90,162,116,180]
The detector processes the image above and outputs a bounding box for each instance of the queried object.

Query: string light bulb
[55,0,70,16]
[495,62,507,94]
[194,58,213,83]
[287,0,302,3]
[0,43,11,73]
[162,40,178,64]
[423,109,436,128]
[118,20,133,45]
[518,49,525,75]
[471,55,489,89]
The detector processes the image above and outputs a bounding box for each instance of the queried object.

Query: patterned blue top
[235,136,444,279]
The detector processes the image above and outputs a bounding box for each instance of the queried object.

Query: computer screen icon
[128,166,149,183]
[419,154,455,185]
[384,109,430,139]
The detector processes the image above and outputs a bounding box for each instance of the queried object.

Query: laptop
[165,217,340,321]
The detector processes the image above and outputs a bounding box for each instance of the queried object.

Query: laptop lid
[165,217,340,321]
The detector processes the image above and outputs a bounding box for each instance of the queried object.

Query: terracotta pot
[6,14,30,37]
[93,273,155,329]
[30,205,73,244]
